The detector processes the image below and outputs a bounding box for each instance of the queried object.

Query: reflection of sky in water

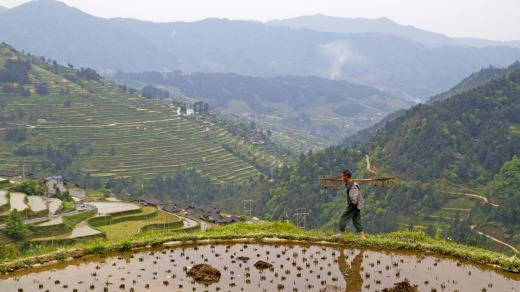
[0,243,518,292]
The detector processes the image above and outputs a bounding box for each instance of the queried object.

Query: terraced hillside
[0,44,283,184]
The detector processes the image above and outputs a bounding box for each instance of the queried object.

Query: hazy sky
[1,0,519,41]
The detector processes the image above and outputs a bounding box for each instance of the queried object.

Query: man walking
[334,169,366,240]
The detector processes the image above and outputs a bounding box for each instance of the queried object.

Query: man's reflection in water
[338,249,364,292]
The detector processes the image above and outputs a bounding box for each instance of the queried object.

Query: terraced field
[26,195,46,212]
[9,193,28,211]
[0,191,7,207]
[0,45,289,184]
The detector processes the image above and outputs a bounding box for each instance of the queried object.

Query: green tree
[11,180,40,196]
[4,209,29,240]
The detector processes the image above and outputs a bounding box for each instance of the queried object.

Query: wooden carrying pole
[318,176,397,190]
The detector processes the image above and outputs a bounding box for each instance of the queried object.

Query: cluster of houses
[245,129,267,145]
[0,171,245,225]
[113,193,245,225]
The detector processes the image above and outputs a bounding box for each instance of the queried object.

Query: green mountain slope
[0,44,283,184]
[430,61,520,102]
[215,68,520,254]
[348,62,520,146]
[367,70,520,182]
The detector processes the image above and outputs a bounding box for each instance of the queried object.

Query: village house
[113,192,135,202]
[162,203,183,214]
[44,175,66,195]
[138,195,165,209]
[185,205,244,224]
[121,194,244,225]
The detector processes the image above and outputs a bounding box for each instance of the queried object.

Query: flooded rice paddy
[1,242,518,291]
[9,192,28,211]
[0,190,8,206]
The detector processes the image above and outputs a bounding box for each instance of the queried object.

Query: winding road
[0,203,95,230]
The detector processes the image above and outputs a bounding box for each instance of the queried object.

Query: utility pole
[294,208,309,229]
[241,198,254,217]
[269,162,276,182]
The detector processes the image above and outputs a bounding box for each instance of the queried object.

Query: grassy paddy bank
[0,221,518,274]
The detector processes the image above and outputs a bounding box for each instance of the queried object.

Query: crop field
[0,190,7,206]
[47,198,61,214]
[88,202,140,215]
[0,46,297,185]
[0,45,347,191]
[94,208,181,239]
[68,224,102,238]
[0,46,298,185]
[37,217,63,226]
[9,192,28,211]
[260,121,331,153]
[27,195,46,212]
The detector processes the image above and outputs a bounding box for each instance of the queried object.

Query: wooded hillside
[215,68,520,254]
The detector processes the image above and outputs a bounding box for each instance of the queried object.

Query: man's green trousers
[338,204,363,233]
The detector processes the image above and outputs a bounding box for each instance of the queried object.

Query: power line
[294,208,309,229]
[241,198,254,217]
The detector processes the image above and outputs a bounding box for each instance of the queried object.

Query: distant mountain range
[266,14,520,49]
[1,0,519,101]
[267,15,461,48]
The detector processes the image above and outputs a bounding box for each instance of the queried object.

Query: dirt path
[471,225,519,254]
[365,155,377,174]
[442,190,513,254]
[445,191,499,207]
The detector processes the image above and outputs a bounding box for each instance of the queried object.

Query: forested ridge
[361,68,520,247]
[214,68,520,253]
[349,61,520,146]
[366,69,520,183]
[430,61,520,102]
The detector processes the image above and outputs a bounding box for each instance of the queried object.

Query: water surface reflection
[1,242,518,291]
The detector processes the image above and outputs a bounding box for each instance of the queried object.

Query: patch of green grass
[442,197,476,209]
[95,209,180,239]
[59,201,76,213]
[0,221,518,274]
[62,209,97,226]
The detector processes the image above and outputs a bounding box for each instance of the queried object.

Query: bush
[0,243,21,262]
